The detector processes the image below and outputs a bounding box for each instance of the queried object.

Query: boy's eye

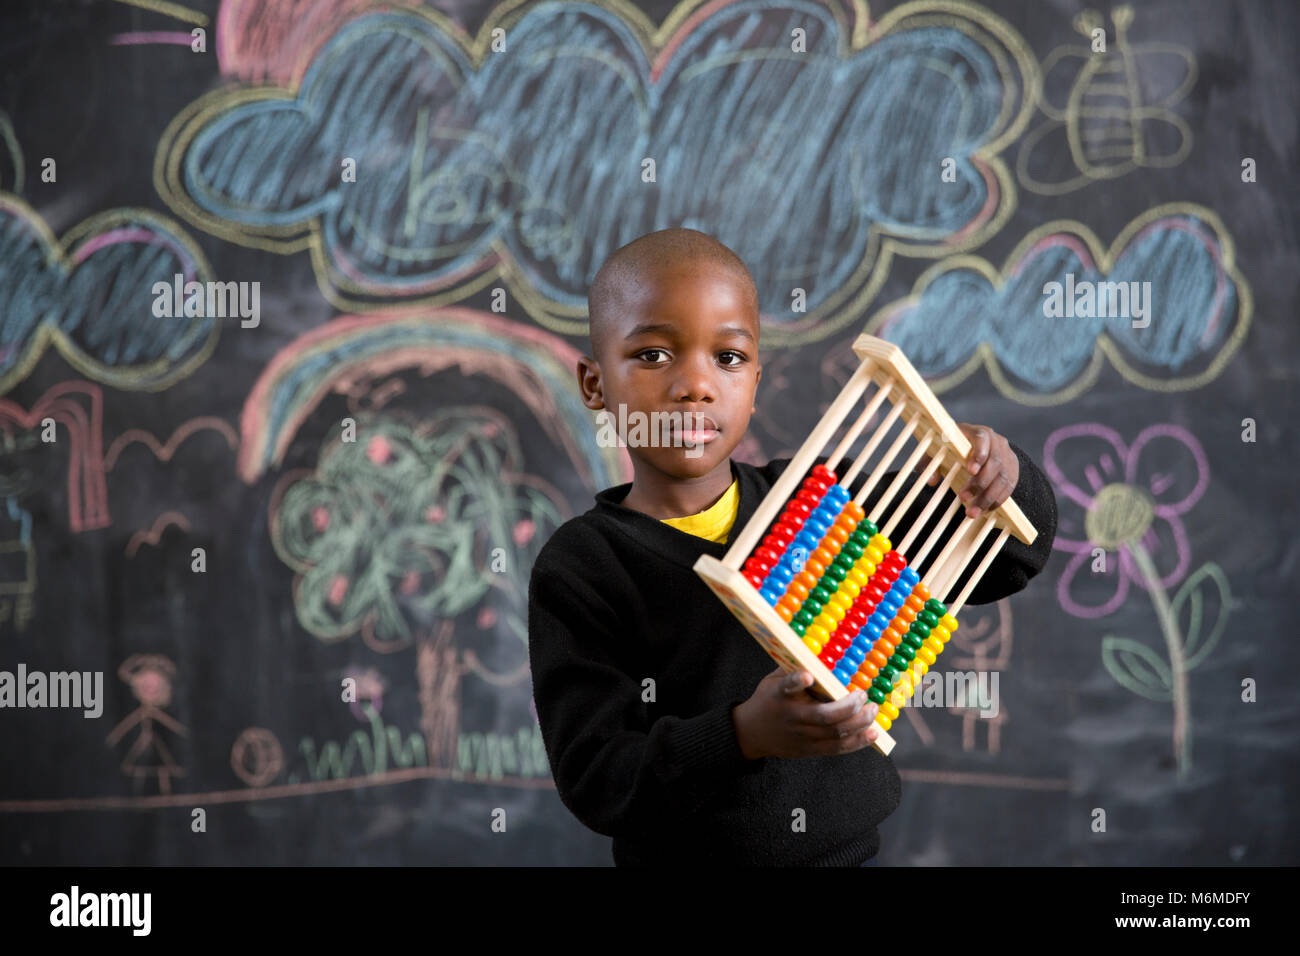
[637,348,669,363]
[719,351,745,367]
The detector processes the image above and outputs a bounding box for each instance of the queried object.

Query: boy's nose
[670,356,717,402]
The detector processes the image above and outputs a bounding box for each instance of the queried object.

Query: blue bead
[861,622,883,642]
[844,645,866,665]
[768,565,794,586]
[833,668,855,686]
[760,588,782,605]
[794,531,820,551]
[899,567,919,585]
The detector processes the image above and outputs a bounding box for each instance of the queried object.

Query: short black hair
[587,228,759,359]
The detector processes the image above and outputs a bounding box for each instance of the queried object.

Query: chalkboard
[0,0,1295,866]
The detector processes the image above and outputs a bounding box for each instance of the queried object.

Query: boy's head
[578,229,761,482]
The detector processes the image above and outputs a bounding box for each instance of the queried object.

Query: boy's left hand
[919,423,1018,519]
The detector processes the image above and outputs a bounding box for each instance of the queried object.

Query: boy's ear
[576,355,605,410]
[751,361,762,413]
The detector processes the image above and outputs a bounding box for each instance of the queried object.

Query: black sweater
[527,442,1058,866]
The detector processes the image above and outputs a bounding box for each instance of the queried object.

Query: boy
[527,229,1058,866]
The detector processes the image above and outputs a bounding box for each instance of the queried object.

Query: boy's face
[578,263,761,481]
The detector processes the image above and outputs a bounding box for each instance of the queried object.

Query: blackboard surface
[0,0,1295,866]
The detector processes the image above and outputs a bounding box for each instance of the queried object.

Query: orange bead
[813,547,835,566]
[805,558,826,577]
[914,582,931,601]
[778,594,801,614]
[885,622,908,644]
[843,502,865,521]
[860,660,880,679]
[787,580,810,601]
[851,671,873,692]
[826,525,849,546]
[868,649,889,669]
[795,571,818,591]
[898,605,917,624]
[905,594,925,612]
[776,603,794,622]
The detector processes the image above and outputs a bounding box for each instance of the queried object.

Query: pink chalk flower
[1044,423,1208,619]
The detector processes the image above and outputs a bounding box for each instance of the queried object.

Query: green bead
[903,632,924,650]
[803,599,824,616]
[850,530,871,546]
[811,586,833,603]
[832,553,855,571]
[879,664,898,682]
[872,676,894,694]
[824,565,846,583]
[909,622,931,641]
[916,610,938,628]
[868,687,886,705]
[793,610,816,627]
[860,521,879,537]
[842,542,864,560]
[925,598,946,616]
[893,643,915,663]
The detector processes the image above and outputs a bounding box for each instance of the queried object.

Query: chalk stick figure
[106,654,188,794]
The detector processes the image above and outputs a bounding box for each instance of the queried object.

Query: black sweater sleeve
[836,439,1058,607]
[528,548,765,839]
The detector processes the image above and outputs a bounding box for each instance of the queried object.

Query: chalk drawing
[0,199,219,394]
[1045,422,1234,776]
[1017,5,1196,196]
[867,205,1251,405]
[157,0,1039,346]
[105,655,189,796]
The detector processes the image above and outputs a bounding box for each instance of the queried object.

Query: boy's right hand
[732,667,881,760]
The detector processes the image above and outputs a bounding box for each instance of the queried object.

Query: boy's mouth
[669,414,719,445]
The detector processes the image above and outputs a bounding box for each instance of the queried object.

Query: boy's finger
[783,670,812,694]
[962,424,991,475]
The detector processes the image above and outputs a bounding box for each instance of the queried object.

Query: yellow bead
[825,605,845,623]
[806,624,830,644]
[865,546,883,564]
[829,593,853,612]
[941,613,959,633]
[849,567,870,587]
[932,623,951,644]
[802,636,823,654]
[876,714,892,731]
[814,612,837,630]
[842,579,862,598]
[881,701,899,720]
[918,646,936,665]
[924,636,943,654]
[871,534,892,552]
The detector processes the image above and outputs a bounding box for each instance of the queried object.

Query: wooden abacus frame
[695,334,1038,756]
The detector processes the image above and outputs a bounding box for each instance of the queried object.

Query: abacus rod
[877,439,943,538]
[855,410,927,518]
[825,382,894,472]
[895,467,961,556]
[835,396,905,491]
[910,494,966,570]
[930,514,996,605]
[948,528,1012,616]
[920,512,977,595]
[722,360,877,570]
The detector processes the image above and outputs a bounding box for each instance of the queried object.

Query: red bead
[754,546,781,566]
[819,650,838,668]
[796,488,821,507]
[743,571,764,588]
[787,500,812,519]
[777,514,804,532]
[744,557,772,577]
[811,464,836,483]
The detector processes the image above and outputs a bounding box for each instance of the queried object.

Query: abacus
[694,334,1038,756]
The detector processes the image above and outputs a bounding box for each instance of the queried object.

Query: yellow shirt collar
[659,479,741,543]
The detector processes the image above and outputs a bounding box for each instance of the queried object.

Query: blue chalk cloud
[866,209,1250,402]
[158,1,1034,343]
